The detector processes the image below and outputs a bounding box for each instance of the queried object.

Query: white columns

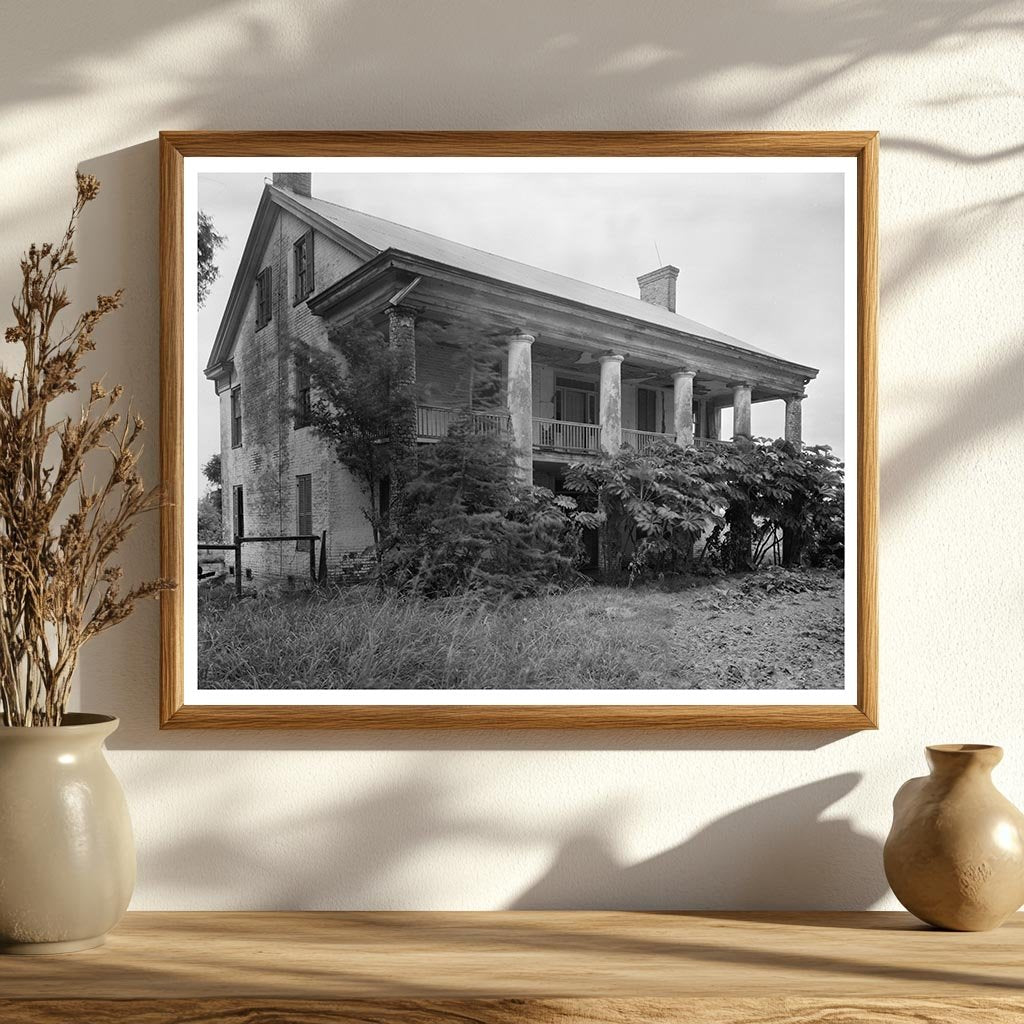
[785,393,804,450]
[671,370,696,446]
[506,333,535,482]
[598,354,624,454]
[732,383,752,440]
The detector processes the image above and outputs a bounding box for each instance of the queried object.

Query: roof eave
[307,249,819,380]
[204,186,276,379]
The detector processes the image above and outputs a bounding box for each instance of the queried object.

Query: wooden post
[309,535,317,584]
[233,535,242,598]
[318,530,327,582]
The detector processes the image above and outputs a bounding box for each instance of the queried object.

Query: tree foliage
[202,452,222,487]
[564,440,726,579]
[197,454,222,542]
[197,211,225,308]
[293,318,417,568]
[383,417,583,600]
[565,439,844,580]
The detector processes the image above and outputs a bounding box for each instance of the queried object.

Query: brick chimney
[272,172,312,197]
[637,265,680,313]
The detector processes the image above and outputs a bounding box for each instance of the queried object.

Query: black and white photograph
[182,152,859,708]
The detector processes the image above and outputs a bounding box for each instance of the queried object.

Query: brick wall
[213,205,373,588]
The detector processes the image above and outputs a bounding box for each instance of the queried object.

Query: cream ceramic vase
[884,744,1024,931]
[0,713,134,953]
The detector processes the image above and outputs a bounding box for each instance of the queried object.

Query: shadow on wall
[2,1,1017,123]
[884,339,1024,514]
[511,774,885,910]
[0,0,1020,237]
[133,760,884,910]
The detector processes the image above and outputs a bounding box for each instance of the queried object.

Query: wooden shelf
[1,911,1022,1022]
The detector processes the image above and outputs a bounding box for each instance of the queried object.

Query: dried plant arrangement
[0,173,172,726]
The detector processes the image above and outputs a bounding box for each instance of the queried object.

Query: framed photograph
[160,131,877,729]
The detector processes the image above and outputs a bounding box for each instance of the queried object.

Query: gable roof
[206,182,782,378]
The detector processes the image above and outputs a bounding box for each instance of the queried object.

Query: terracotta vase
[884,744,1024,931]
[0,713,135,953]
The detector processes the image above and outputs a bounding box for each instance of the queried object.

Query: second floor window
[255,266,272,329]
[230,387,242,447]
[294,357,311,429]
[293,231,314,303]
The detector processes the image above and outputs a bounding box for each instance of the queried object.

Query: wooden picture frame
[160,131,877,729]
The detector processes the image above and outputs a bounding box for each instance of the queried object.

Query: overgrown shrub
[565,438,844,580]
[718,439,845,569]
[383,417,584,600]
[564,441,729,580]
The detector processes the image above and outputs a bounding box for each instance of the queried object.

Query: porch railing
[416,405,511,440]
[622,428,675,453]
[533,417,602,454]
[416,405,731,456]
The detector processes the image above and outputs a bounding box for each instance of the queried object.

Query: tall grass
[198,585,680,690]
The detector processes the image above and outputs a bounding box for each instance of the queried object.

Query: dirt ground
[621,567,845,690]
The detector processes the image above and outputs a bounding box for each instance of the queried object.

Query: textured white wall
[1,1,1021,910]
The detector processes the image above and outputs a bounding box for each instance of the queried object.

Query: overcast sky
[197,168,846,484]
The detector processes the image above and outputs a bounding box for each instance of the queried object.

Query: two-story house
[204,173,818,584]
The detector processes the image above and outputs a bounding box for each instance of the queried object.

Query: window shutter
[305,230,314,297]
[256,266,273,328]
[231,387,242,447]
[233,485,244,539]
[293,231,314,303]
[296,475,312,551]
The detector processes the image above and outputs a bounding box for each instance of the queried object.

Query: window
[637,388,659,433]
[293,231,314,303]
[296,474,312,552]
[230,387,242,448]
[255,266,272,329]
[294,356,311,429]
[232,485,244,540]
[554,378,597,424]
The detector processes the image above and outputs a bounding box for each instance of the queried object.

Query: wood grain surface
[159,130,879,730]
[4,997,1024,1024]
[1,911,1021,996]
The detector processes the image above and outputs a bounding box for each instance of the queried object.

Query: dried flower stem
[0,173,173,726]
